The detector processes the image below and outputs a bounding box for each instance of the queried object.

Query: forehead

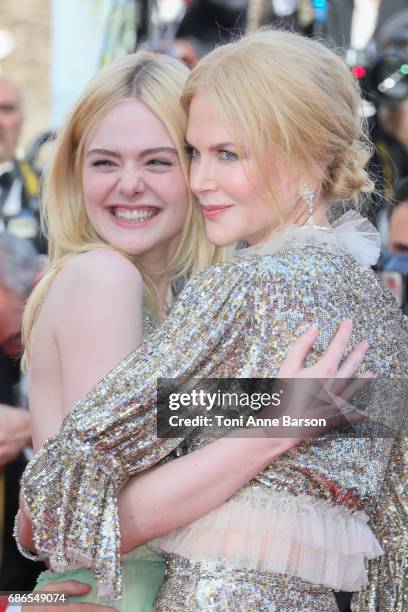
[87,99,174,149]
[391,202,408,226]
[187,93,232,144]
[0,79,21,105]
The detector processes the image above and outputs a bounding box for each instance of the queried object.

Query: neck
[152,274,172,321]
[287,204,329,229]
[247,201,329,247]
[138,235,181,320]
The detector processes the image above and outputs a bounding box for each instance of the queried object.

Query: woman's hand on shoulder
[271,319,371,441]
[277,319,371,380]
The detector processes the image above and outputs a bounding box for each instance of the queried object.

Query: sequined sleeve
[19,261,253,600]
[352,436,408,612]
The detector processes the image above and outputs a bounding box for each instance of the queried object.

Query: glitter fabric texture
[352,435,408,612]
[154,555,340,611]
[18,235,407,608]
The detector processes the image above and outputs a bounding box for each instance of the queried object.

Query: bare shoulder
[61,248,142,284]
[50,248,143,297]
[36,250,144,415]
[43,249,144,327]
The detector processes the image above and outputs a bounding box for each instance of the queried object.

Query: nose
[189,157,217,197]
[118,168,145,199]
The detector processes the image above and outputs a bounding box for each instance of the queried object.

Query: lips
[201,205,233,219]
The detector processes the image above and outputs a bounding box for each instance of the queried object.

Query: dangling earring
[298,184,330,231]
[298,185,315,226]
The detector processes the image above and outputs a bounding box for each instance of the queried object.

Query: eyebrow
[0,102,19,110]
[185,140,239,151]
[391,242,408,251]
[141,147,177,156]
[86,148,120,159]
[86,146,178,158]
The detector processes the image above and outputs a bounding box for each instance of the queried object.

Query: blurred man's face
[388,201,408,253]
[378,100,408,150]
[0,285,23,347]
[0,79,23,162]
[0,285,24,356]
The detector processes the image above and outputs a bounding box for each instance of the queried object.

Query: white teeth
[114,209,157,221]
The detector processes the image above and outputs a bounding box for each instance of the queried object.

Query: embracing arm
[18,260,368,599]
[119,321,370,552]
[119,431,290,552]
[19,261,254,599]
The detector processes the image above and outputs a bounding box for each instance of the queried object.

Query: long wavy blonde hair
[23,52,227,366]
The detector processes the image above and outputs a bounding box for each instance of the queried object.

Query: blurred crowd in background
[1,0,408,593]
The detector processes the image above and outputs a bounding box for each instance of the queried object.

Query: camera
[368,50,408,106]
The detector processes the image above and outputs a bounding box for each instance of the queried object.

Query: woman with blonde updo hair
[18,30,407,612]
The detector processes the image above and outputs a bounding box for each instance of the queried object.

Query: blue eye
[219,150,238,161]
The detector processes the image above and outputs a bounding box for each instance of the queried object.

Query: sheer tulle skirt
[151,489,382,592]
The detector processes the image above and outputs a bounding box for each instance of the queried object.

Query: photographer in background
[0,76,47,590]
[175,0,248,66]
[369,10,408,198]
[0,233,46,590]
[0,77,45,254]
[388,177,408,254]
[377,177,408,314]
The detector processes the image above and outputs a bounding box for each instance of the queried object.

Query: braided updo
[323,142,374,205]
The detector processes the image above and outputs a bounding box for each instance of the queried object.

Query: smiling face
[186,93,295,247]
[82,98,189,269]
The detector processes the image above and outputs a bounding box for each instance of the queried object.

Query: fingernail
[309,325,318,336]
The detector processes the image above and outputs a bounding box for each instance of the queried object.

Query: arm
[17,261,368,600]
[18,322,368,554]
[119,321,370,552]
[119,433,292,552]
[18,262,258,599]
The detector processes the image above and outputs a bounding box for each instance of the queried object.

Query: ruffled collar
[235,211,381,268]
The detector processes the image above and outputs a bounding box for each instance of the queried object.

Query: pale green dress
[35,546,165,611]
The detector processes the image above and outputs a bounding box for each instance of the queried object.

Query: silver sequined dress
[19,220,408,611]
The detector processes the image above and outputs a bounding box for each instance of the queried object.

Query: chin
[205,228,238,248]
[208,236,235,247]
